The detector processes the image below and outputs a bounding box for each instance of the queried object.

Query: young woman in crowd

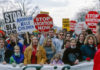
[24,37,47,65]
[77,33,85,49]
[10,45,24,64]
[43,37,56,64]
[50,53,64,65]
[80,34,97,61]
[62,38,82,65]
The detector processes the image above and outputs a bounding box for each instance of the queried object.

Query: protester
[10,45,24,64]
[62,38,82,65]
[80,34,97,61]
[63,40,70,49]
[56,30,64,53]
[43,37,56,64]
[5,34,23,63]
[93,22,100,70]
[0,38,6,63]
[24,37,47,65]
[39,28,58,52]
[22,33,30,53]
[61,40,70,58]
[50,53,64,65]
[65,32,72,41]
[77,33,85,49]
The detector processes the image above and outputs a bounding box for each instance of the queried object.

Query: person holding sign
[24,37,47,65]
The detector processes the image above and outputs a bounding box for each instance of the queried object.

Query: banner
[34,14,53,32]
[3,10,23,35]
[16,16,35,33]
[85,11,100,33]
[62,18,70,31]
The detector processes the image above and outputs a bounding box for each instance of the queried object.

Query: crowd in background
[0,27,98,66]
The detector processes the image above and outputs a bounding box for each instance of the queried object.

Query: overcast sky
[0,0,97,27]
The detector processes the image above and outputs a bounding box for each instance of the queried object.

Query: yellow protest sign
[62,18,70,31]
[40,11,49,14]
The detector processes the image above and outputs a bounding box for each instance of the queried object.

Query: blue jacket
[10,53,24,64]
[80,45,96,60]
[7,42,23,53]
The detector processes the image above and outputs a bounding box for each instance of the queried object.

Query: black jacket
[62,47,82,65]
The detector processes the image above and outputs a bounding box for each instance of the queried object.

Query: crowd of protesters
[0,26,98,66]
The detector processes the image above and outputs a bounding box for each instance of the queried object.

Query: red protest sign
[34,14,53,32]
[70,20,76,31]
[85,11,100,33]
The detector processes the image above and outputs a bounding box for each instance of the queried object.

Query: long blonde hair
[84,34,97,45]
[43,37,56,52]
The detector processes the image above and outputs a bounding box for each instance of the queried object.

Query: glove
[86,57,91,61]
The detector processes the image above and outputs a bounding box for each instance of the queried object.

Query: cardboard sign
[85,11,100,33]
[3,10,23,35]
[70,20,76,31]
[75,22,87,35]
[62,18,70,31]
[16,16,35,33]
[34,14,53,32]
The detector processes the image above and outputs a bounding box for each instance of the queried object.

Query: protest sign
[16,16,35,33]
[70,20,76,31]
[75,22,87,35]
[85,11,100,33]
[3,10,23,35]
[62,18,70,31]
[34,14,53,32]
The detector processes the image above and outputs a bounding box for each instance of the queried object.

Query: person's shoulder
[25,45,32,51]
[81,45,87,48]
[7,44,11,48]
[64,47,71,52]
[20,53,24,57]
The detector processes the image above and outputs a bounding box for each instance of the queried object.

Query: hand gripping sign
[34,14,53,32]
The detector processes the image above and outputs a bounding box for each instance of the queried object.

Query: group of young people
[0,27,98,66]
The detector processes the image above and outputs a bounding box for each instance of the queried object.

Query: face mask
[14,53,20,57]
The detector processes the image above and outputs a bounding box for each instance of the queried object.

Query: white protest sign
[16,16,35,33]
[75,22,87,35]
[3,10,23,35]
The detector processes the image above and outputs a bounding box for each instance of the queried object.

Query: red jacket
[93,44,100,70]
